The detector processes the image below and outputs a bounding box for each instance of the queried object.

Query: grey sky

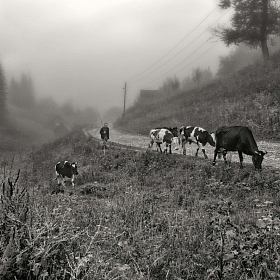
[0,0,232,112]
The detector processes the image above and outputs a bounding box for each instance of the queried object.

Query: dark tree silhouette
[0,64,7,125]
[9,73,36,109]
[213,0,280,60]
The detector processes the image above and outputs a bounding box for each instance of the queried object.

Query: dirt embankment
[88,127,280,170]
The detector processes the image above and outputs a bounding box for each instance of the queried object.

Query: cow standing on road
[179,126,216,158]
[55,161,78,187]
[213,126,267,170]
[156,127,179,150]
[148,128,174,154]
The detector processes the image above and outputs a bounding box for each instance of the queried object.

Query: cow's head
[71,162,78,175]
[170,127,178,137]
[252,151,267,170]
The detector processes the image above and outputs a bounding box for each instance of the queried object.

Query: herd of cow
[54,125,267,188]
[149,125,267,170]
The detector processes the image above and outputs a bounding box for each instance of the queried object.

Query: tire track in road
[88,127,280,170]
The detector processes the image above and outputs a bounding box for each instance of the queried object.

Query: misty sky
[0,0,233,112]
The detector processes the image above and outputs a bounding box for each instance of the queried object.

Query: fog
[0,0,232,112]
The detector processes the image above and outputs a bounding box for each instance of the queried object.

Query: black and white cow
[55,161,78,187]
[213,126,267,170]
[155,126,179,150]
[148,128,174,154]
[179,126,216,158]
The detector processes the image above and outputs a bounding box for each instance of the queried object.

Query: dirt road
[88,127,280,169]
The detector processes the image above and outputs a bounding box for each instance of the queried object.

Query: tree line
[8,73,98,128]
[0,64,99,146]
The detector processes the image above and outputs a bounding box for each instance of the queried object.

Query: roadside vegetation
[1,127,280,279]
[115,51,280,140]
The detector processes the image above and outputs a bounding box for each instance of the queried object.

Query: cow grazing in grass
[156,126,179,150]
[179,126,216,158]
[55,161,78,187]
[213,126,267,170]
[148,128,174,154]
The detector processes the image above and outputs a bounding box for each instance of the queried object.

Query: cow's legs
[168,143,172,154]
[62,176,66,187]
[238,151,244,168]
[156,143,162,153]
[182,142,186,155]
[222,150,227,163]
[56,176,61,185]
[162,143,166,153]
[71,175,75,187]
[57,174,66,187]
[195,142,200,157]
[148,140,154,149]
[56,173,63,186]
[201,144,208,159]
[213,149,218,165]
[55,172,60,184]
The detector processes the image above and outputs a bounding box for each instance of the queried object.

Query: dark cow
[148,128,174,154]
[179,126,216,158]
[55,161,78,187]
[155,126,179,150]
[213,126,267,170]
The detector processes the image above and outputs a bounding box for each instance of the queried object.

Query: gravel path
[88,127,280,170]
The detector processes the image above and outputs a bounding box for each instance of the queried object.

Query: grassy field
[1,127,280,279]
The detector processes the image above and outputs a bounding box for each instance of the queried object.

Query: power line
[140,41,220,88]
[127,6,219,82]
[130,31,208,84]
[131,18,231,90]
[145,41,220,89]
[129,9,230,85]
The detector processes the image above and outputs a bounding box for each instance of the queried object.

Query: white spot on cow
[210,132,216,143]
[197,127,206,132]
[189,128,198,143]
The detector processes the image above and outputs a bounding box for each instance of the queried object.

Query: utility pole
[123,82,127,118]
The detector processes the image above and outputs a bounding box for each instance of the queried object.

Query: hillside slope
[115,51,280,140]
